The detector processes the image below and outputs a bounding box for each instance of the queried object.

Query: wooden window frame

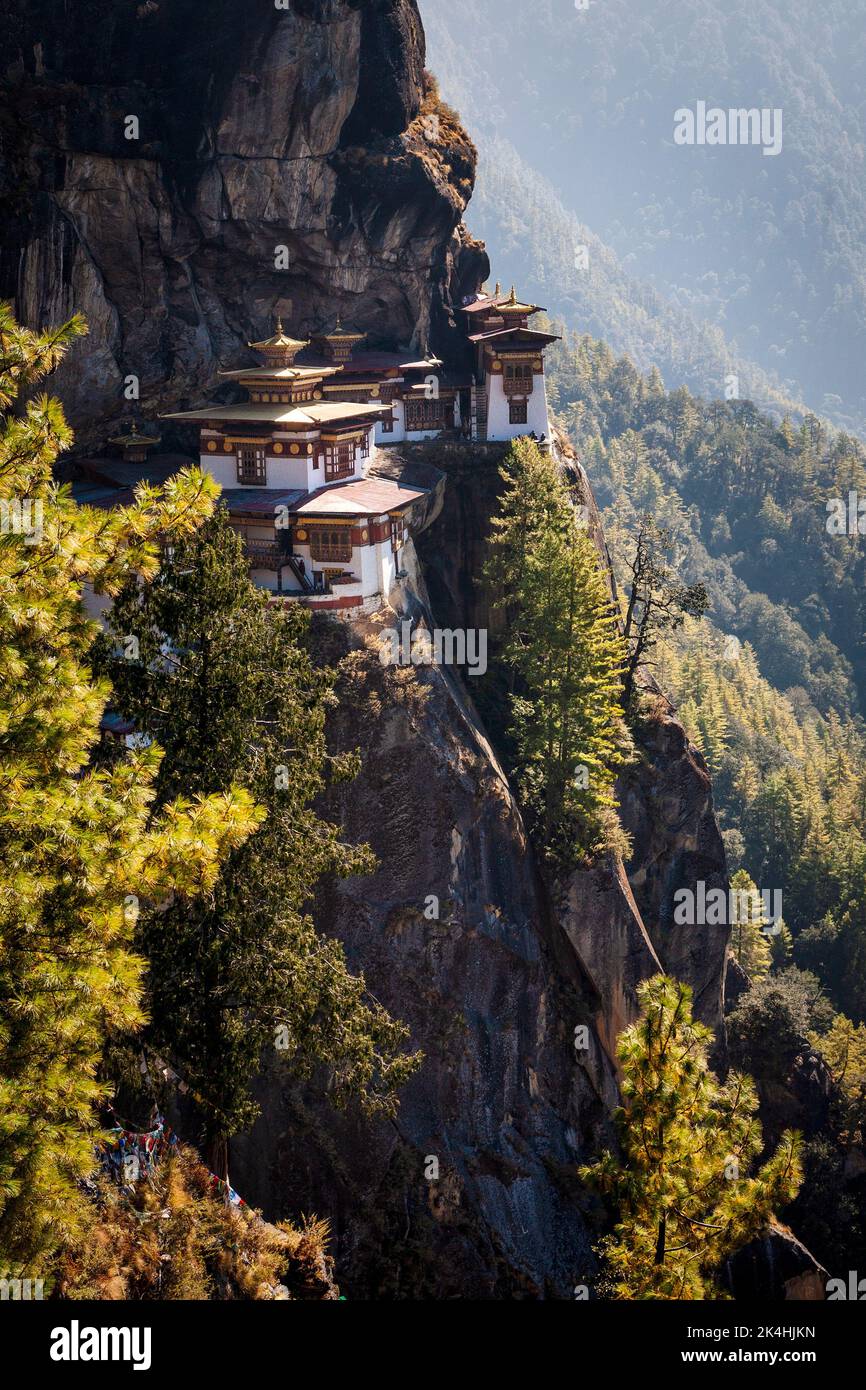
[324,440,356,482]
[309,526,353,564]
[405,398,449,432]
[237,446,267,485]
[390,515,407,552]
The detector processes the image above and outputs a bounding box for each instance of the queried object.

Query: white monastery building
[149,280,559,612]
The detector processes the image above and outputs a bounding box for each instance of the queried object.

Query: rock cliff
[0,0,485,447]
[228,447,730,1298]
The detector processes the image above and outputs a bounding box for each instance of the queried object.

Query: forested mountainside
[423,0,866,436]
[545,332,866,714]
[545,335,866,1273]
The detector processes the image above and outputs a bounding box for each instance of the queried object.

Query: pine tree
[729,869,772,981]
[814,1014,866,1143]
[484,438,628,864]
[97,508,420,1178]
[580,975,801,1299]
[0,307,261,1276]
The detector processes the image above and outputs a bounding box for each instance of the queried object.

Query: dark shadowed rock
[232,615,625,1298]
[618,714,729,1027]
[726,1223,828,1301]
[0,0,483,447]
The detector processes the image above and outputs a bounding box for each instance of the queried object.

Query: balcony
[245,540,286,571]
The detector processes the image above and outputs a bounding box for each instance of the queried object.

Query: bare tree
[622,517,708,703]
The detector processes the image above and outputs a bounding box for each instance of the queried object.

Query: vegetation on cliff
[0,309,262,1277]
[484,438,630,865]
[57,1145,336,1301]
[547,327,866,1279]
[581,975,802,1300]
[95,508,421,1181]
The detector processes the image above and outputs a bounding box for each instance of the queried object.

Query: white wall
[200,425,376,493]
[200,449,309,491]
[485,372,550,442]
[376,401,406,445]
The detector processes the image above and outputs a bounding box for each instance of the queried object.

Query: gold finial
[276,315,284,335]
[495,281,501,296]
[509,285,517,303]
[131,420,138,435]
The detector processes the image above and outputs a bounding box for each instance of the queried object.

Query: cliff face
[232,605,663,1298]
[228,450,730,1298]
[0,0,485,446]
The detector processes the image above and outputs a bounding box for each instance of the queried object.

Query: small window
[390,515,407,552]
[509,399,528,425]
[324,441,355,481]
[237,446,266,484]
[381,415,395,434]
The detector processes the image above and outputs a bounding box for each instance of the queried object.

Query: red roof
[468,326,560,346]
[291,477,427,517]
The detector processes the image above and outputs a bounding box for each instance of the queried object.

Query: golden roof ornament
[500,285,536,315]
[109,420,161,458]
[248,316,309,366]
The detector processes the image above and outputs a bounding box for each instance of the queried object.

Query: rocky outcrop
[725,1223,828,1302]
[228,440,730,1295]
[231,605,666,1298]
[0,0,485,447]
[412,437,729,1033]
[618,716,729,1027]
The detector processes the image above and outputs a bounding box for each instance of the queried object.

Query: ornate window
[509,399,528,425]
[405,398,449,432]
[310,526,352,563]
[237,446,266,485]
[324,440,356,481]
[503,362,534,396]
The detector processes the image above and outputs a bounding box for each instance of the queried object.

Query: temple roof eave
[161,400,390,427]
[468,327,560,346]
[217,365,343,382]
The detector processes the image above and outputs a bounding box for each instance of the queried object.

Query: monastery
[119,281,559,614]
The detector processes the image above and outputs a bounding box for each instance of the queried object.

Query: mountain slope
[422,0,866,436]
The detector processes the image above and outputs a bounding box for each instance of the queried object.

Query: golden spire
[495,281,501,296]
[509,285,517,303]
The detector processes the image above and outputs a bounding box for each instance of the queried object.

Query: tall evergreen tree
[580,975,801,1299]
[729,869,773,981]
[0,308,261,1275]
[98,508,419,1178]
[484,438,628,864]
